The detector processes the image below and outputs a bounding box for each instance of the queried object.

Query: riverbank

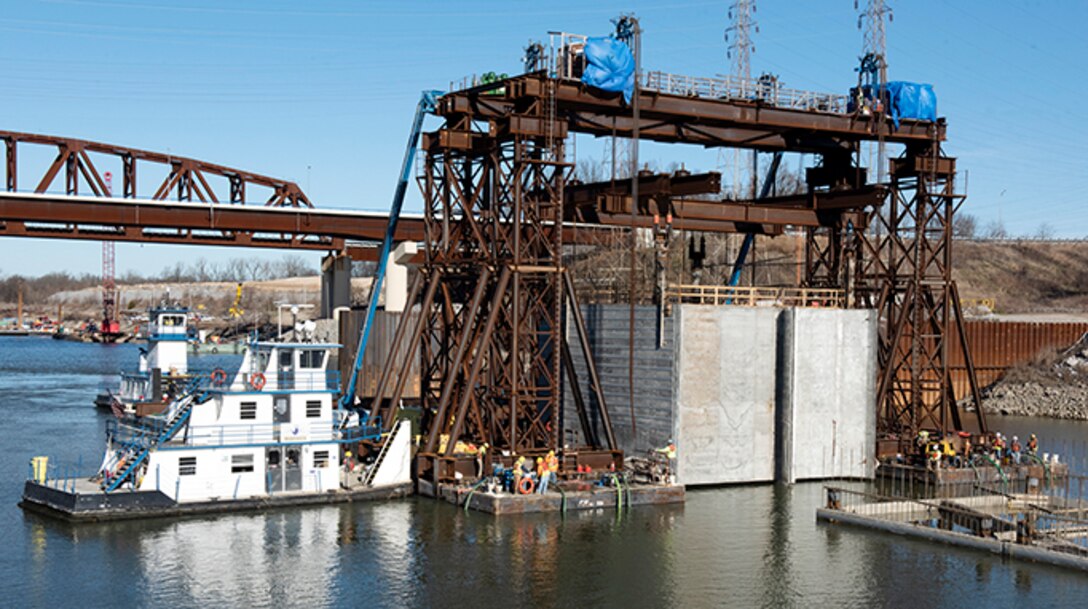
[980,334,1088,421]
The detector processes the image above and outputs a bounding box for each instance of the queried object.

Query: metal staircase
[102,391,200,492]
[361,421,399,487]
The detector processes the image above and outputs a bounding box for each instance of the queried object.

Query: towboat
[22,340,413,520]
[95,305,197,414]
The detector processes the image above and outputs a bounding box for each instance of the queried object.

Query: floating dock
[818,483,1088,572]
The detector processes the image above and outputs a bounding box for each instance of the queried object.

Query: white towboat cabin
[24,341,412,519]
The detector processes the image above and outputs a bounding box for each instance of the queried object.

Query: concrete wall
[778,308,877,482]
[675,306,779,485]
[564,303,876,487]
[564,305,676,457]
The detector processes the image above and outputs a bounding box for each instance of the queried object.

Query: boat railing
[212,370,341,393]
[170,419,382,446]
[27,456,93,493]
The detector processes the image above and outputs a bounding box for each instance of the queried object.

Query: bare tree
[982,219,1008,240]
[953,213,978,239]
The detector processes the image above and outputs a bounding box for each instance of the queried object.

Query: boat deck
[20,479,412,522]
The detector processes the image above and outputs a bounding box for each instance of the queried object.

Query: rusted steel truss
[0,130,310,206]
[851,145,986,445]
[373,89,622,483]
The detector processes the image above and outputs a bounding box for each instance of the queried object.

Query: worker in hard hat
[1010,435,1022,465]
[536,457,549,494]
[546,450,559,492]
[513,455,526,493]
[927,442,941,470]
[476,442,489,478]
[1027,434,1038,456]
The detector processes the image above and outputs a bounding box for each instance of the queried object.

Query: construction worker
[655,440,677,480]
[546,450,559,490]
[927,442,941,470]
[513,455,525,493]
[536,457,549,494]
[1027,434,1039,456]
[1010,436,1022,465]
[476,443,489,478]
[915,430,930,451]
[993,433,1006,464]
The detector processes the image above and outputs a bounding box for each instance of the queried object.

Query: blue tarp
[885,81,937,128]
[581,37,635,103]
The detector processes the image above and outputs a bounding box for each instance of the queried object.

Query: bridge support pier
[321,253,352,318]
[382,241,418,313]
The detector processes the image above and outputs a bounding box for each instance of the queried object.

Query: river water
[2,336,1087,608]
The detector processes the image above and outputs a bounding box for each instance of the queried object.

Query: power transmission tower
[857,0,892,183]
[723,1,758,199]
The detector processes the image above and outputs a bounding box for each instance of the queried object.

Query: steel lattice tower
[857,0,892,183]
[723,1,758,199]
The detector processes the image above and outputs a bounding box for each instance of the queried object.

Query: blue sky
[2,0,1085,277]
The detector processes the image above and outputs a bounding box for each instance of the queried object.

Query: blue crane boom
[340,90,442,411]
[728,151,784,287]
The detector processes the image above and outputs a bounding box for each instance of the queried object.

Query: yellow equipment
[228,282,244,319]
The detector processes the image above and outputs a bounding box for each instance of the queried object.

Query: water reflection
[8,339,1088,608]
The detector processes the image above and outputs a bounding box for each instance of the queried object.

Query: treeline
[0,254,314,302]
[146,255,312,283]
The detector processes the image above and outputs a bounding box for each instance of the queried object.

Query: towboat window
[267,449,281,468]
[179,457,197,476]
[279,350,293,370]
[306,400,322,418]
[314,451,329,468]
[286,449,300,467]
[257,350,270,374]
[161,315,184,327]
[240,402,257,420]
[231,454,255,473]
[300,350,324,369]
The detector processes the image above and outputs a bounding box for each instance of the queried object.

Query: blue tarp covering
[885,81,937,128]
[581,37,635,103]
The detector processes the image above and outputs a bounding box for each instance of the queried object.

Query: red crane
[101,172,121,341]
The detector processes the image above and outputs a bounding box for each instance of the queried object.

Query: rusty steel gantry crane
[365,27,985,478]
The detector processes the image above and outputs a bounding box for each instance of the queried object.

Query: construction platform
[19,478,412,522]
[876,461,1068,497]
[818,485,1088,573]
[418,479,685,515]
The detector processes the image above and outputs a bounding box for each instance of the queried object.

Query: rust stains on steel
[0,191,423,251]
[947,321,1088,400]
[0,130,311,207]
[438,71,943,152]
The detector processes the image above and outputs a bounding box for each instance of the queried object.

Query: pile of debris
[980,333,1088,420]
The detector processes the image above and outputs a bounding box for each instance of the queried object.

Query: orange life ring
[211,368,228,386]
[518,476,535,495]
[249,372,266,391]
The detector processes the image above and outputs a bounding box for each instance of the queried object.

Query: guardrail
[643,71,849,114]
[666,284,845,308]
